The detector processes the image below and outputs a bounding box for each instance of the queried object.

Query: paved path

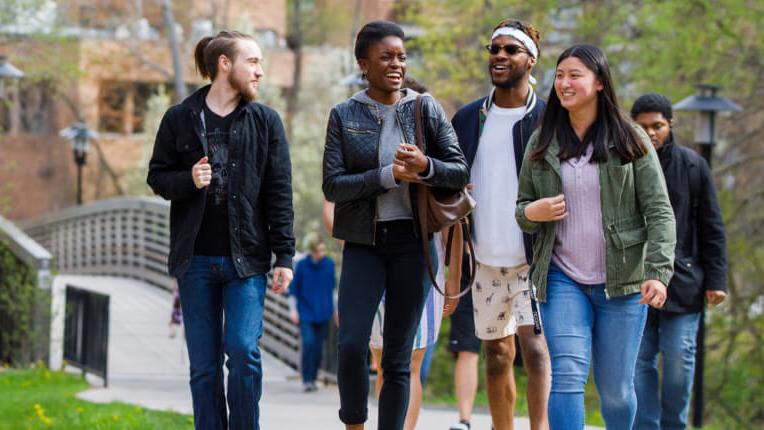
[59,275,600,429]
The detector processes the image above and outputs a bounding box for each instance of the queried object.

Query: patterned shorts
[471,262,535,340]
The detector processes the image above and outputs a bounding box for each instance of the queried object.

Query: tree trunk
[159,0,187,102]
[284,0,303,141]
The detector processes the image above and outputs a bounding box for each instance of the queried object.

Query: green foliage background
[0,242,47,367]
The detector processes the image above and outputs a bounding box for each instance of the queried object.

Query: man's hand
[640,279,667,309]
[192,156,211,189]
[524,194,567,222]
[271,267,293,294]
[706,290,727,307]
[289,310,299,325]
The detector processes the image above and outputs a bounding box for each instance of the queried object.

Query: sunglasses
[485,43,528,56]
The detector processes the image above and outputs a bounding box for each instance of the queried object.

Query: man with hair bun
[451,19,551,430]
[148,30,294,430]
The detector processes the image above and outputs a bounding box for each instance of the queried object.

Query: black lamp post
[673,84,741,428]
[674,84,742,167]
[60,122,98,205]
[0,56,24,99]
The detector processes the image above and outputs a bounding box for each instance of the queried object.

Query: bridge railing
[20,197,322,376]
[20,197,174,291]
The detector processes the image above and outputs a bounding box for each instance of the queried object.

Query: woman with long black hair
[515,44,676,429]
[322,21,469,430]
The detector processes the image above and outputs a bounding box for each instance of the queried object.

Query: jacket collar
[182,84,251,115]
[479,85,537,136]
[480,85,537,116]
[181,84,250,156]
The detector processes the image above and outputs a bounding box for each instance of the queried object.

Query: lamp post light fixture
[673,84,742,167]
[60,122,98,205]
[0,56,24,99]
[673,84,742,429]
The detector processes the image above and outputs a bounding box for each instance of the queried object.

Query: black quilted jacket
[322,91,469,245]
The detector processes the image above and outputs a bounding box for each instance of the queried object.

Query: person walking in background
[169,286,183,339]
[147,30,294,430]
[631,93,728,430]
[451,18,551,430]
[289,232,337,393]
[515,44,676,430]
[323,20,469,430]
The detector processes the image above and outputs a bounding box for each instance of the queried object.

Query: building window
[98,81,192,134]
[0,80,56,135]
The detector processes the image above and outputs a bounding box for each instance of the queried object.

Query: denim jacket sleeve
[419,96,469,190]
[322,107,387,203]
[147,107,200,201]
[515,132,543,234]
[633,128,676,286]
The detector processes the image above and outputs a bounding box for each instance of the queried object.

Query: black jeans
[337,220,429,429]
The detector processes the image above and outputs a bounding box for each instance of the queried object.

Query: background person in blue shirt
[289,233,337,392]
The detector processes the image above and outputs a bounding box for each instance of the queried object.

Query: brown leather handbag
[413,95,476,299]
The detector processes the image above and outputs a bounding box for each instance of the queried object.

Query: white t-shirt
[470,104,527,268]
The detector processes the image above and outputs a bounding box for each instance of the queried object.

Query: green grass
[0,366,193,430]
[423,317,606,427]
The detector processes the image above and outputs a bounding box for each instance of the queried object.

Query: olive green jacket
[515,127,676,302]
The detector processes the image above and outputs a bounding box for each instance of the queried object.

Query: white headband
[490,27,538,59]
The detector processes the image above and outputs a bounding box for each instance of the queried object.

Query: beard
[228,72,258,102]
[490,60,532,89]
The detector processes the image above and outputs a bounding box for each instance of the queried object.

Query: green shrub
[0,242,48,366]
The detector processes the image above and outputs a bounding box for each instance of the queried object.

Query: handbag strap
[414,95,475,299]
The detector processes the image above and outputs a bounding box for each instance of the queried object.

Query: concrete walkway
[58,275,600,429]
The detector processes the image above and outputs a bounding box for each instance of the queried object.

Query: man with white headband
[451,19,551,430]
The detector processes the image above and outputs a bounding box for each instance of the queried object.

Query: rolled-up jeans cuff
[339,407,368,425]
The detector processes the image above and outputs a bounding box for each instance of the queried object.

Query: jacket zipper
[372,104,382,245]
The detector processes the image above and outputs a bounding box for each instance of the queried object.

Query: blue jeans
[337,220,429,429]
[541,265,647,430]
[178,256,267,430]
[634,310,700,430]
[420,344,435,384]
[299,320,330,384]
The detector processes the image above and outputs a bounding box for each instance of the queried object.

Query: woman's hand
[393,143,429,182]
[640,279,667,309]
[443,296,460,317]
[524,194,567,222]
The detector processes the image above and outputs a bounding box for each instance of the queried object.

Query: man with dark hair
[631,93,728,430]
[451,19,550,430]
[148,31,294,430]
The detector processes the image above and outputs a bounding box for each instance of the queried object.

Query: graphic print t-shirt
[193,102,237,256]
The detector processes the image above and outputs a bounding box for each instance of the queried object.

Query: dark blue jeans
[634,310,701,430]
[337,220,429,429]
[178,256,267,430]
[299,320,330,384]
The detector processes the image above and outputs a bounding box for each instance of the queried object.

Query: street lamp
[673,84,742,429]
[60,122,98,205]
[0,56,24,99]
[674,84,742,167]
